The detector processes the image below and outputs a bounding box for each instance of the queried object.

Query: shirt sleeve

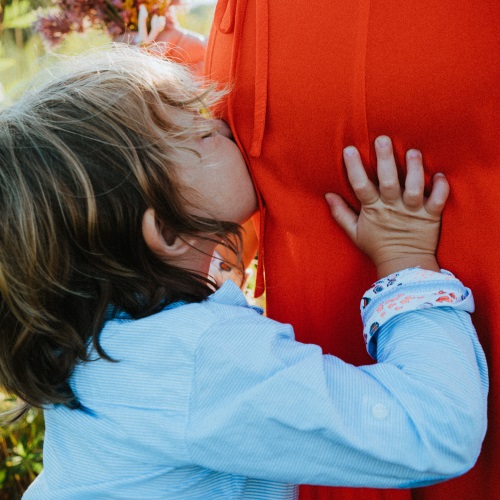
[360,267,475,358]
[185,273,488,488]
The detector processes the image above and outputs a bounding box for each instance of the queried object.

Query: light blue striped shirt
[24,277,487,499]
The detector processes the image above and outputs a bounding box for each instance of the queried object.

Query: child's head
[0,45,256,416]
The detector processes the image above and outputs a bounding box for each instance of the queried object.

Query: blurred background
[0,0,216,103]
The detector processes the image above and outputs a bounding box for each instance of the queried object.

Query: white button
[372,403,389,420]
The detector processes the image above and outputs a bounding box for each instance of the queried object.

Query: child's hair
[0,45,241,419]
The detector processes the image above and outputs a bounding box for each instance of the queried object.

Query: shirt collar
[207,279,264,314]
[107,279,264,320]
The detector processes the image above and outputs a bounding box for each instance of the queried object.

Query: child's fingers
[425,173,450,216]
[325,193,358,243]
[403,149,425,209]
[375,136,401,203]
[343,146,379,205]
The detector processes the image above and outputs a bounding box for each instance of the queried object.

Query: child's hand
[326,136,450,278]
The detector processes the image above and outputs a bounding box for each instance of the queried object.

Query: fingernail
[407,149,421,159]
[325,193,334,204]
[435,172,445,178]
[344,146,356,157]
[376,136,390,147]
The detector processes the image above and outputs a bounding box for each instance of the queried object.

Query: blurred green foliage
[0,395,44,500]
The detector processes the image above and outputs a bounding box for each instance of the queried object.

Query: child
[0,46,487,499]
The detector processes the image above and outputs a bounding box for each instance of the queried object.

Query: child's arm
[184,137,487,487]
[326,136,448,277]
[187,284,486,488]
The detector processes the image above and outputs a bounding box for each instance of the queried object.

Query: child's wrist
[376,255,440,279]
[361,267,475,359]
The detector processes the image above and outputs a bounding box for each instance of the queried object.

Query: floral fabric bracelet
[361,267,474,358]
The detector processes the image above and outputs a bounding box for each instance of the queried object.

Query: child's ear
[142,208,196,259]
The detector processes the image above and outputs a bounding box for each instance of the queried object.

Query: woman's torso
[206,1,499,498]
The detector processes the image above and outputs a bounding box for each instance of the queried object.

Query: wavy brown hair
[0,45,242,420]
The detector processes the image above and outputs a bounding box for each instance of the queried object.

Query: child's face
[178,120,258,224]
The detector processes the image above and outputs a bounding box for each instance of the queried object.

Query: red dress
[206,1,499,499]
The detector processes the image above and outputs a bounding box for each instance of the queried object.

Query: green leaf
[31,462,43,474]
[13,442,26,456]
[0,467,7,486]
[3,11,37,29]
[2,0,38,29]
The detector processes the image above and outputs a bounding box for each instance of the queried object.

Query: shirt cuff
[360,267,475,359]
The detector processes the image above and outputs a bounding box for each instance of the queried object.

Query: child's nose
[214,120,233,139]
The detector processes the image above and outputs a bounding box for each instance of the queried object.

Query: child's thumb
[325,193,358,242]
